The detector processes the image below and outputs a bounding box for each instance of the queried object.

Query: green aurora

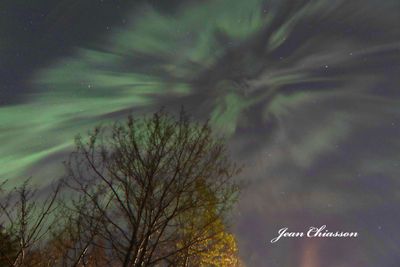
[1,0,400,265]
[0,0,370,181]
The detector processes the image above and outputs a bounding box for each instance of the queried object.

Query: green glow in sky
[0,0,271,181]
[1,0,396,186]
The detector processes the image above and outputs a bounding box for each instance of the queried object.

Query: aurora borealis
[1,0,400,266]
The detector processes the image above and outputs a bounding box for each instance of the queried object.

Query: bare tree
[64,110,241,267]
[0,179,62,267]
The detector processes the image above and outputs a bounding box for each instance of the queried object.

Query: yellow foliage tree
[186,221,241,267]
[175,179,242,266]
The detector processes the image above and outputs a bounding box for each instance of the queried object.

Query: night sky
[1,0,400,266]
